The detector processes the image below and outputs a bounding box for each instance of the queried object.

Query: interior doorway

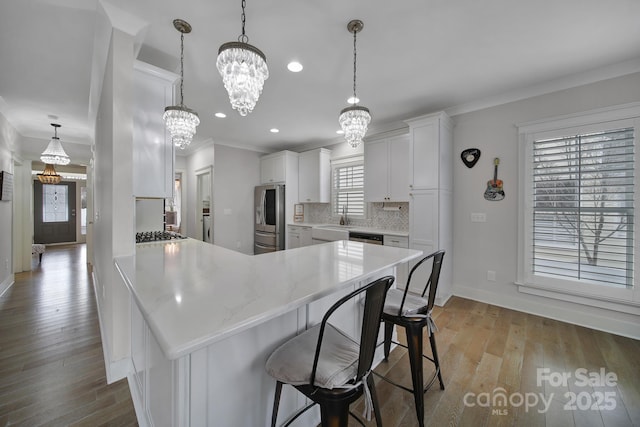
[33,181,77,244]
[195,166,213,243]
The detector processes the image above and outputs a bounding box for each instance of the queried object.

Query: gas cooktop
[135,231,187,244]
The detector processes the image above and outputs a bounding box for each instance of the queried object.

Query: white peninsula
[115,238,422,426]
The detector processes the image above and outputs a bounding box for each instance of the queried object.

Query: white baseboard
[453,284,640,341]
[0,274,15,298]
[91,269,130,384]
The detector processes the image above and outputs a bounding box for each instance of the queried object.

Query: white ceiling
[2,0,640,165]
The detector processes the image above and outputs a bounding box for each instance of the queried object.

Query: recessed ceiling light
[347,96,360,104]
[336,130,344,135]
[214,112,226,118]
[287,61,303,72]
[270,128,280,133]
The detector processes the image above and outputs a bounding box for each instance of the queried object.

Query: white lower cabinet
[128,270,394,427]
[408,190,452,303]
[287,225,312,249]
[130,297,183,427]
[384,235,409,287]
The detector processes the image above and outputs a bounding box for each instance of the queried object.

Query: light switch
[470,212,486,223]
[224,208,232,215]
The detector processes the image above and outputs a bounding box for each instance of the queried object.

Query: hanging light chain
[352,27,358,104]
[239,0,249,43]
[179,30,185,105]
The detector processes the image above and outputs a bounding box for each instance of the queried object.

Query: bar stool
[265,276,395,427]
[377,250,445,427]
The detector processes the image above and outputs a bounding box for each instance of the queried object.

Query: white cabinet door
[298,149,330,203]
[408,190,438,294]
[364,139,389,202]
[288,226,300,249]
[409,120,439,190]
[300,227,312,247]
[365,134,410,202]
[133,61,177,198]
[388,134,410,201]
[261,154,286,184]
[383,234,409,287]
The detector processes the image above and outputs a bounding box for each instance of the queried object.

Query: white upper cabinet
[298,148,331,203]
[406,112,453,191]
[260,152,287,184]
[133,61,178,198]
[364,133,410,202]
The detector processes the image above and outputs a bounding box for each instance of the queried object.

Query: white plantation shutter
[333,161,365,217]
[532,127,634,286]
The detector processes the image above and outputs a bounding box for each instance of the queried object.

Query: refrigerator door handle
[260,190,266,225]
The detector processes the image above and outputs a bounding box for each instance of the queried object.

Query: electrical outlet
[487,270,496,281]
[4,259,9,272]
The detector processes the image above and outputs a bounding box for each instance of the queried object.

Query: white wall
[185,145,214,241]
[212,144,261,254]
[0,112,19,296]
[184,144,261,254]
[451,72,640,339]
[93,26,135,381]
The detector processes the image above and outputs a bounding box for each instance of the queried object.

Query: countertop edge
[116,242,422,360]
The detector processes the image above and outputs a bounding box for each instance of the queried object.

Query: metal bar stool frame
[375,250,446,427]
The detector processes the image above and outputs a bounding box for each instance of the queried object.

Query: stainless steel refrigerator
[254,184,285,254]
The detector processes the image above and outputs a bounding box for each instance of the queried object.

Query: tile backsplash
[302,202,409,231]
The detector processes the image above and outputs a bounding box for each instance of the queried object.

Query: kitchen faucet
[340,205,349,226]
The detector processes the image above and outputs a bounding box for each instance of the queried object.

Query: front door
[34,181,77,244]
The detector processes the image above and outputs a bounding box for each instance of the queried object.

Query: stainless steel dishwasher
[348,231,384,245]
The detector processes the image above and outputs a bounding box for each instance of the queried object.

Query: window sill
[515,280,640,316]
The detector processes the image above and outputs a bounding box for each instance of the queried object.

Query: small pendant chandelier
[37,163,62,184]
[163,19,200,150]
[217,0,269,116]
[339,20,371,149]
[40,123,70,165]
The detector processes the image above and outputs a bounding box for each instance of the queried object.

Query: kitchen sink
[315,225,356,230]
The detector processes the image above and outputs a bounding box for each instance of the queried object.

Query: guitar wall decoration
[484,157,505,201]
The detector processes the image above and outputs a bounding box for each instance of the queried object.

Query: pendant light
[163,19,200,150]
[40,123,70,165]
[37,164,62,184]
[339,20,371,149]
[217,0,269,116]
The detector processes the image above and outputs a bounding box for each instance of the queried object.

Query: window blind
[532,127,634,286]
[333,163,364,217]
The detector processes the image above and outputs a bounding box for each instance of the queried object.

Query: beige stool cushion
[32,244,45,255]
[265,323,359,389]
[383,288,428,316]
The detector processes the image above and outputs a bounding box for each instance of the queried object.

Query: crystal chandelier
[217,0,269,116]
[41,123,70,165]
[339,20,371,149]
[164,19,200,150]
[37,163,62,184]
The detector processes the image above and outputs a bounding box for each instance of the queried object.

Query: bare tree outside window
[532,128,634,286]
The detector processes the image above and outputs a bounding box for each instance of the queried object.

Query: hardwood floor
[1,245,638,426]
[0,244,137,426]
[353,297,640,427]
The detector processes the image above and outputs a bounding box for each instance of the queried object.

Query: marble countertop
[288,223,409,237]
[115,239,421,360]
